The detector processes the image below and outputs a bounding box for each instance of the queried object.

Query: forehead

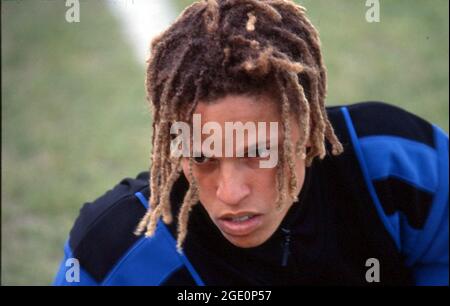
[194,94,280,124]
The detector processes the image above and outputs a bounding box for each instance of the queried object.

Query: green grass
[173,0,449,131]
[2,0,149,285]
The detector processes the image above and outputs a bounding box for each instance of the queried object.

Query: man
[54,0,448,285]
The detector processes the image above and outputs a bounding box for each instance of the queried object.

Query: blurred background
[1,0,448,285]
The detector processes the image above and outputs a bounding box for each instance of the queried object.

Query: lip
[216,213,263,236]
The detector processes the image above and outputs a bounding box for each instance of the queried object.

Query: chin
[222,231,270,248]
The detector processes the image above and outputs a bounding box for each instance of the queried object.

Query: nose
[216,161,250,206]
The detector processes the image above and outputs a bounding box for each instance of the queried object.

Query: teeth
[231,215,252,222]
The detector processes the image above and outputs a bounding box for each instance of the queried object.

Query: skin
[182,94,309,248]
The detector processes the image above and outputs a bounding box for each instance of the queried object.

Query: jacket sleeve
[53,241,99,286]
[53,172,150,286]
[405,125,448,285]
[345,102,449,285]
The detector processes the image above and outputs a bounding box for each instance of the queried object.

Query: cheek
[192,167,217,203]
[181,159,217,195]
[196,175,215,197]
[251,168,278,200]
[196,176,220,217]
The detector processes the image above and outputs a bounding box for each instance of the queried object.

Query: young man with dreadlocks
[55,0,448,286]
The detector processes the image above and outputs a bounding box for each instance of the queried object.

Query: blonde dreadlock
[136,0,344,252]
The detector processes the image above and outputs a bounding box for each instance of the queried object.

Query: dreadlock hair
[135,0,344,252]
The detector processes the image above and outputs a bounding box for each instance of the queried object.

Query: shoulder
[325,102,446,206]
[331,101,447,203]
[327,101,447,222]
[68,171,150,282]
[328,102,448,274]
[326,101,436,148]
[64,171,199,285]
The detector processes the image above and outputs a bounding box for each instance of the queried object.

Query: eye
[192,154,211,164]
[254,149,263,158]
[250,148,269,159]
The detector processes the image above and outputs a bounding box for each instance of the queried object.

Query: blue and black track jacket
[54,102,449,286]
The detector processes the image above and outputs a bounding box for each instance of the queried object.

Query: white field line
[106,0,176,65]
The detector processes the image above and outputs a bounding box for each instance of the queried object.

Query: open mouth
[217,214,263,236]
[225,214,256,222]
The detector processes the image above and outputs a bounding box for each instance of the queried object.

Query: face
[182,94,308,248]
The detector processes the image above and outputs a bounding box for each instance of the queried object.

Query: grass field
[2,0,149,285]
[1,0,448,285]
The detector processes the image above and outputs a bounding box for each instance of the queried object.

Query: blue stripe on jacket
[341,106,449,285]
